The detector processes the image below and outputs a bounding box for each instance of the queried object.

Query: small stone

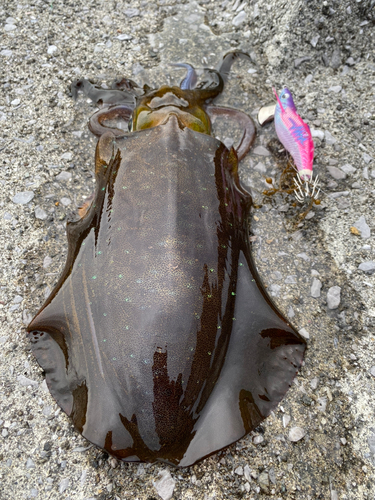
[61,152,73,161]
[282,414,291,427]
[13,295,23,304]
[363,167,369,180]
[26,458,35,469]
[60,197,72,207]
[327,286,341,309]
[136,463,145,475]
[328,85,342,93]
[310,35,320,47]
[5,24,17,31]
[117,34,133,41]
[258,471,270,493]
[310,377,319,390]
[285,275,297,284]
[3,212,12,220]
[305,74,313,85]
[153,469,176,500]
[269,468,276,485]
[294,56,311,68]
[253,145,270,156]
[311,278,322,298]
[358,261,375,274]
[325,131,337,145]
[331,48,341,69]
[132,62,144,76]
[124,8,140,17]
[233,11,246,26]
[59,478,70,494]
[340,163,356,175]
[311,129,325,140]
[17,375,38,387]
[43,256,52,269]
[35,207,47,220]
[353,216,371,239]
[350,226,360,236]
[288,427,305,442]
[47,45,57,55]
[1,49,12,57]
[363,153,373,164]
[235,465,243,475]
[327,166,346,180]
[346,57,355,66]
[270,284,281,297]
[42,406,52,416]
[297,253,310,262]
[253,435,264,445]
[56,171,72,181]
[13,191,34,204]
[102,15,113,25]
[243,464,251,482]
[287,306,295,318]
[340,438,347,445]
[369,366,375,377]
[299,328,310,340]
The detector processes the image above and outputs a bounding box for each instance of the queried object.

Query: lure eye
[281,93,289,99]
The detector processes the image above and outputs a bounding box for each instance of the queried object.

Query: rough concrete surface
[0,0,375,498]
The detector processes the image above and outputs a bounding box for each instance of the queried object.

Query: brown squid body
[28,55,305,467]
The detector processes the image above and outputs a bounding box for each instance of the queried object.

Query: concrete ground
[0,0,374,498]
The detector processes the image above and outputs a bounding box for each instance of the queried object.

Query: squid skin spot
[119,274,123,278]
[103,313,107,317]
[98,251,102,255]
[92,276,97,280]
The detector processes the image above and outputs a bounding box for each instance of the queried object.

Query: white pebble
[327,286,341,309]
[288,427,305,442]
[299,328,310,339]
[153,469,176,500]
[56,171,72,181]
[253,435,264,445]
[17,375,38,387]
[13,191,34,204]
[35,207,47,220]
[58,478,70,494]
[235,465,244,475]
[311,278,322,298]
[233,11,246,26]
[282,414,291,427]
[353,215,371,239]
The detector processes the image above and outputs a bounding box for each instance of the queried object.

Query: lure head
[273,87,297,113]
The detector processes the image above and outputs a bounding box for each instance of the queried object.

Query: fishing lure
[273,87,320,202]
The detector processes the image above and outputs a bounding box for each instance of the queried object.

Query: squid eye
[128,116,133,132]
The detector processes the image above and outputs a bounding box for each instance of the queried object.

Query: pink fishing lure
[273,87,314,181]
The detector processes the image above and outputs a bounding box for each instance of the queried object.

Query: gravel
[1,0,375,499]
[327,286,341,310]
